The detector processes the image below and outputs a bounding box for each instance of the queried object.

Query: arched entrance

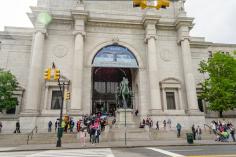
[91,45,139,115]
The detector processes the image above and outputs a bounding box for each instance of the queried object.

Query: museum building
[0,0,236,132]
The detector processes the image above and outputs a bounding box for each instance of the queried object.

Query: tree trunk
[219,111,223,118]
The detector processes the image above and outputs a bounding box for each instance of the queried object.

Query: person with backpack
[176,123,182,137]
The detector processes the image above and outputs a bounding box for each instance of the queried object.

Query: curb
[0,143,236,153]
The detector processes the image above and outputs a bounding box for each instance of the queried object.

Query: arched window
[92,45,138,68]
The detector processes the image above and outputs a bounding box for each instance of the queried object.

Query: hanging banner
[92,45,138,68]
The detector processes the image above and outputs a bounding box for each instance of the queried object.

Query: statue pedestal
[115,109,136,128]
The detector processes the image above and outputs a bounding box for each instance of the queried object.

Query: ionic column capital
[178,36,190,45]
[73,30,86,37]
[145,34,157,43]
[34,28,47,38]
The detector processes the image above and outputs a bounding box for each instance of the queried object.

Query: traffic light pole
[56,79,70,147]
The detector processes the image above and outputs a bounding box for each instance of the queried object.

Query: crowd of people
[210,120,235,142]
[47,113,109,146]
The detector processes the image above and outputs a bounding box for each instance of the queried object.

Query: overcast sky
[0,0,236,44]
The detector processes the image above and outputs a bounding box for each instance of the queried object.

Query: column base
[188,109,205,116]
[149,109,164,115]
[20,109,39,117]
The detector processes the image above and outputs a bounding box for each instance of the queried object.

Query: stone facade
[0,0,236,133]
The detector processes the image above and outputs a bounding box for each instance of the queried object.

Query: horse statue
[116,77,132,109]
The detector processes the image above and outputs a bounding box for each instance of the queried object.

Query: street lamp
[44,63,70,147]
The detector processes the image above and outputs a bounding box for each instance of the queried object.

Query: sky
[0,0,236,44]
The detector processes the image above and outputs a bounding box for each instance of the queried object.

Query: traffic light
[44,68,51,80]
[156,0,170,9]
[64,90,70,100]
[54,69,60,80]
[133,0,147,9]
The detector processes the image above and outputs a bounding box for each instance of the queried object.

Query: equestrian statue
[116,77,133,109]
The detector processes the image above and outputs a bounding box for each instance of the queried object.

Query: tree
[198,52,236,117]
[0,69,19,111]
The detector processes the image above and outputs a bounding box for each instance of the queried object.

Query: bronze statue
[116,77,132,109]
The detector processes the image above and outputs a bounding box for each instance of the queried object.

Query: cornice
[175,16,194,30]
[87,20,143,29]
[190,40,213,49]
[211,43,236,48]
[0,32,33,40]
[71,10,89,21]
[142,13,161,28]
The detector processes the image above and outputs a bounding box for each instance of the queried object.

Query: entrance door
[92,67,132,114]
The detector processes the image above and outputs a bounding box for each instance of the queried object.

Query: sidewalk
[0,139,235,152]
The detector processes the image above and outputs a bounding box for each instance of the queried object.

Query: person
[167,119,171,129]
[196,125,202,140]
[55,120,58,132]
[176,123,181,137]
[192,124,196,140]
[95,128,101,143]
[15,121,20,133]
[77,120,81,132]
[229,124,235,142]
[0,121,2,133]
[48,121,52,132]
[163,120,166,130]
[211,121,217,135]
[69,119,75,133]
[135,109,139,116]
[156,121,159,130]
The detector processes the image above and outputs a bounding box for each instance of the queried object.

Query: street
[1,145,236,157]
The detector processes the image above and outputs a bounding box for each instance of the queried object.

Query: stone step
[0,128,216,146]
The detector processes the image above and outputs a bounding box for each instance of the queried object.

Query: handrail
[204,124,212,134]
[26,126,38,144]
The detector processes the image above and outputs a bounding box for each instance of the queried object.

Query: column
[70,31,84,114]
[82,67,92,114]
[23,30,45,114]
[145,28,162,113]
[180,38,199,112]
[177,88,184,110]
[138,69,149,117]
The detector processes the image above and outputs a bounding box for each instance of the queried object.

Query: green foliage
[198,52,236,117]
[0,69,19,110]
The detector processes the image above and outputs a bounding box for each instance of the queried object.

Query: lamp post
[44,63,70,147]
[56,79,70,147]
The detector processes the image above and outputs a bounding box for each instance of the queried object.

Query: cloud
[185,0,236,44]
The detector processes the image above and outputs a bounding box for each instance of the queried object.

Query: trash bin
[57,127,64,138]
[186,133,194,144]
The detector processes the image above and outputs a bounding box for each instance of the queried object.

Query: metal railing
[26,126,38,144]
[204,124,212,134]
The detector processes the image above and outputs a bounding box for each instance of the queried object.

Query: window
[198,98,204,112]
[166,92,176,110]
[51,91,62,110]
[226,52,230,55]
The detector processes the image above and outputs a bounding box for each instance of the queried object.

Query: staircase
[0,116,215,146]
